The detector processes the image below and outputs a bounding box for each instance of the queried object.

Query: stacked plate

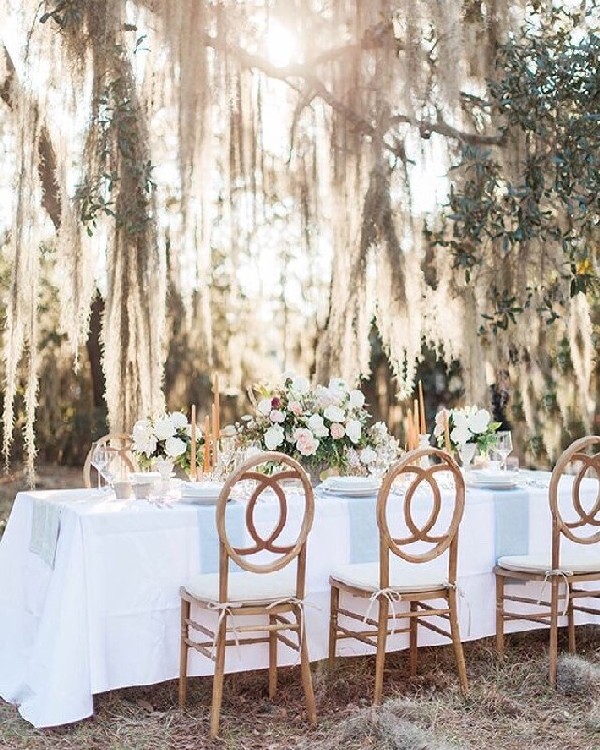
[468,469,519,490]
[179,481,225,505]
[322,476,380,497]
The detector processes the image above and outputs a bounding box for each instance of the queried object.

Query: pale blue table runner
[197,502,245,573]
[347,495,379,563]
[493,488,530,558]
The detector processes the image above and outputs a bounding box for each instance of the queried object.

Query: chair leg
[179,598,190,708]
[295,605,317,725]
[567,582,576,655]
[210,613,228,739]
[374,596,389,705]
[448,588,468,695]
[328,585,339,672]
[409,601,418,677]
[495,573,505,659]
[268,614,278,698]
[549,577,559,688]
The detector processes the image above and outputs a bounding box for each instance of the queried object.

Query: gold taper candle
[212,374,220,466]
[413,399,419,447]
[418,380,426,435]
[407,410,415,451]
[203,415,211,472]
[443,409,451,453]
[190,404,197,480]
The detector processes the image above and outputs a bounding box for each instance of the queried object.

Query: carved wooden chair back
[376,447,465,588]
[83,433,137,488]
[549,435,600,568]
[215,451,314,602]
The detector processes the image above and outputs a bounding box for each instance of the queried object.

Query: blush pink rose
[330,422,345,440]
[288,400,302,416]
[295,428,319,457]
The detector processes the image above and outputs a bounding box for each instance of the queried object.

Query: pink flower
[288,400,302,416]
[295,428,319,457]
[270,409,285,423]
[330,422,345,440]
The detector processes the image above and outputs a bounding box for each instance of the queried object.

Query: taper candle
[190,404,197,480]
[203,415,211,472]
[212,374,220,466]
[418,380,426,435]
[443,409,451,453]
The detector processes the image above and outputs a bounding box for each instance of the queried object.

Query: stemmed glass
[90,443,108,489]
[495,431,513,471]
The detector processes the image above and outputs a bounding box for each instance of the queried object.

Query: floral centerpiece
[131,411,202,474]
[237,375,398,478]
[433,406,500,454]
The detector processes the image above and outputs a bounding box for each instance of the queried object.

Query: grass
[1,467,600,749]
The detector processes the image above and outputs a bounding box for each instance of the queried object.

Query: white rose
[452,409,468,430]
[270,409,286,423]
[154,415,176,440]
[264,425,285,450]
[324,404,345,423]
[170,411,188,430]
[291,376,309,394]
[165,436,186,458]
[315,385,334,407]
[360,446,377,464]
[257,398,273,416]
[307,413,329,437]
[133,435,157,457]
[468,408,490,435]
[132,419,153,442]
[328,377,347,394]
[346,419,362,444]
[348,389,365,409]
[451,425,470,447]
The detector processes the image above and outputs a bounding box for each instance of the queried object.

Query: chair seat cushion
[183,568,297,605]
[498,550,600,575]
[330,561,449,593]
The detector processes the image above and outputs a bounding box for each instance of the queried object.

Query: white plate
[324,477,379,492]
[470,470,519,485]
[469,478,518,490]
[180,482,224,500]
[323,485,379,498]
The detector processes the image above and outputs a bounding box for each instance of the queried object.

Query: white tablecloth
[0,474,597,728]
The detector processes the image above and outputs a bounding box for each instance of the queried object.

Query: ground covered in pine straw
[1,469,600,749]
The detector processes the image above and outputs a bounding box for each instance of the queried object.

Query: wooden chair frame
[329,447,468,702]
[495,435,600,685]
[83,433,137,488]
[179,451,316,738]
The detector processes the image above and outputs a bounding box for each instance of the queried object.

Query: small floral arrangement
[433,406,500,452]
[131,411,202,472]
[237,375,398,474]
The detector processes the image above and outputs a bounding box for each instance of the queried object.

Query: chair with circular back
[495,435,600,685]
[328,447,467,703]
[179,451,316,738]
[83,433,137,488]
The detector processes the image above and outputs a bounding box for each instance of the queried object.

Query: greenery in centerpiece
[237,376,398,475]
[433,406,500,454]
[131,411,203,473]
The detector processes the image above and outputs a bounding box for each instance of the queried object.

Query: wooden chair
[328,447,468,702]
[179,451,316,738]
[83,433,137,488]
[495,435,600,685]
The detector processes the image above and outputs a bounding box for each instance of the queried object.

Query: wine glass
[495,431,513,471]
[90,443,107,489]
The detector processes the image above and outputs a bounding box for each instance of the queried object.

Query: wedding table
[0,472,598,728]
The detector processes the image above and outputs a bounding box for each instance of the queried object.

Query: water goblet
[90,443,108,489]
[495,431,513,471]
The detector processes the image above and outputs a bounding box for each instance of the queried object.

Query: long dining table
[0,471,597,728]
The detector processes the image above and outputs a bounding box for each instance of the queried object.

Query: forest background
[0,0,598,478]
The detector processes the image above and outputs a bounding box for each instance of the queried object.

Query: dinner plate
[468,478,518,490]
[322,485,379,498]
[178,495,232,506]
[324,476,380,492]
[180,481,224,501]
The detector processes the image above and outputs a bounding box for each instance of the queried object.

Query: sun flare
[266,19,298,68]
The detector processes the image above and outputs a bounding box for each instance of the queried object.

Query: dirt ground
[1,466,599,750]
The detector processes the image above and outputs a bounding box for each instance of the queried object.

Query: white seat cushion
[498,550,600,575]
[184,568,297,604]
[330,560,449,593]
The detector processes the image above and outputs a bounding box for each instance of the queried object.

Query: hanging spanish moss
[1,0,597,473]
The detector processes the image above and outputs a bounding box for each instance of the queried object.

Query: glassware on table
[90,443,108,489]
[495,431,513,471]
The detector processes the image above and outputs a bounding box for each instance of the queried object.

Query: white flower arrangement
[131,411,201,471]
[433,406,500,452]
[238,376,395,473]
